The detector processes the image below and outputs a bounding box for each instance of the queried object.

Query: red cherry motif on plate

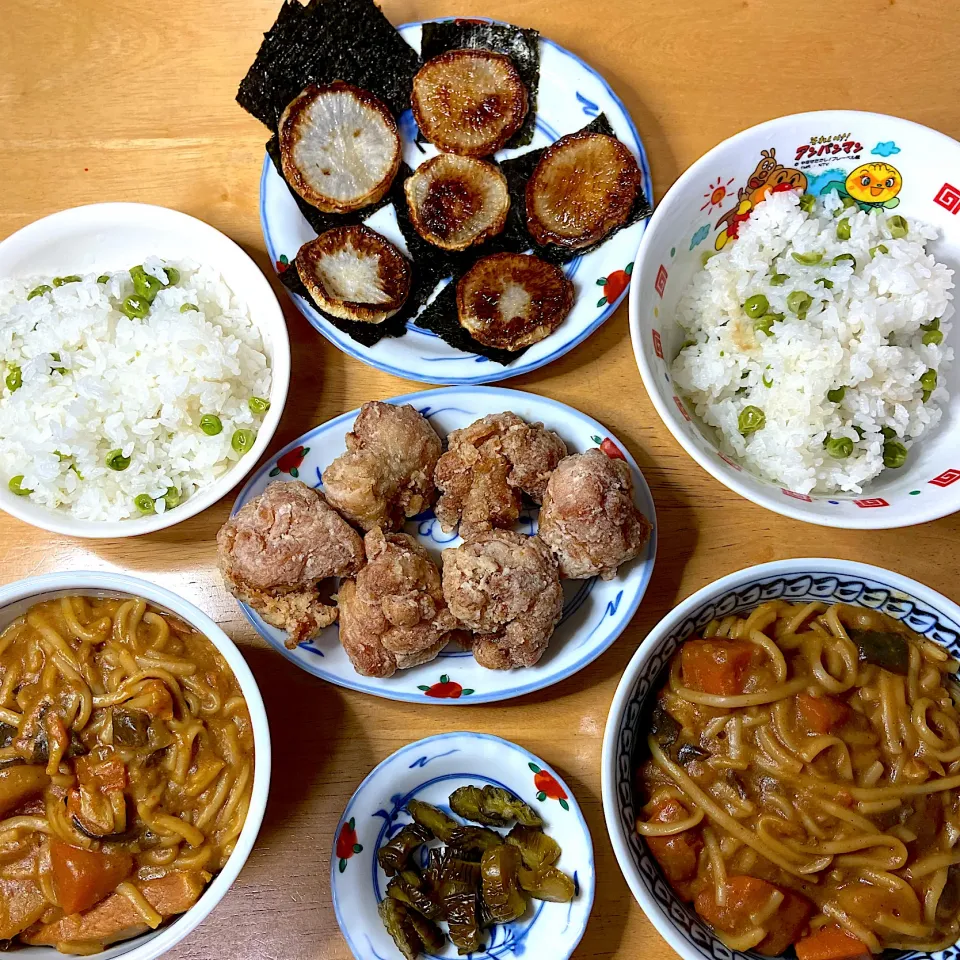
[595,262,633,307]
[275,254,290,274]
[590,435,626,461]
[417,674,474,699]
[269,445,310,478]
[336,817,362,873]
[528,762,569,810]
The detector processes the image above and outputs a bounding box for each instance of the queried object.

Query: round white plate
[230,385,657,703]
[259,20,652,385]
[332,732,594,960]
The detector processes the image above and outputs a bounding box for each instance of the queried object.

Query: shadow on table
[241,643,346,848]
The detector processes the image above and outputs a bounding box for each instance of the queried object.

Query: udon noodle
[0,596,253,954]
[635,600,960,957]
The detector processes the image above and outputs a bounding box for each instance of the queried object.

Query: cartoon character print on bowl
[713,147,807,250]
[612,570,960,960]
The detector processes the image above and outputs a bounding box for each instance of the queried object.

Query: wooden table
[2,1,958,957]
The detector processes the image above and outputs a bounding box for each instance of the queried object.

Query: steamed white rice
[672,190,954,494]
[0,258,271,521]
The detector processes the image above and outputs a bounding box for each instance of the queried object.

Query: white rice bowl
[0,258,272,521]
[671,190,954,494]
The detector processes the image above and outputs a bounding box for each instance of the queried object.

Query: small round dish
[0,570,271,960]
[601,557,960,960]
[332,732,594,960]
[630,110,960,528]
[229,384,657,704]
[0,202,291,538]
[261,20,652,385]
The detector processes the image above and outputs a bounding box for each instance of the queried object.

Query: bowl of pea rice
[630,111,960,528]
[0,203,290,537]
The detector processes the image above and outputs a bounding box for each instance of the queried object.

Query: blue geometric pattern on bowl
[611,569,960,960]
[259,19,652,386]
[230,385,657,704]
[332,733,594,960]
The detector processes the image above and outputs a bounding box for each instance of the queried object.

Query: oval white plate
[230,385,657,703]
[259,20,652,385]
[332,732,594,960]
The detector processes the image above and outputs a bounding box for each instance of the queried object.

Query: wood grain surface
[2,1,958,957]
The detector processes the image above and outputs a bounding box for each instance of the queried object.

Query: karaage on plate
[338,528,458,677]
[217,480,365,647]
[323,401,443,531]
[442,530,563,669]
[537,448,651,580]
[434,412,566,539]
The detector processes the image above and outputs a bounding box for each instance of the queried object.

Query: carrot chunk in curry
[641,797,702,889]
[680,638,757,695]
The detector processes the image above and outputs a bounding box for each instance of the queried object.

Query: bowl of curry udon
[0,572,269,958]
[602,558,960,960]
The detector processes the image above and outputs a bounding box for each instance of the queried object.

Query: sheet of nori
[419,20,540,149]
[411,277,530,366]
[237,0,420,129]
[498,114,653,264]
[266,135,401,235]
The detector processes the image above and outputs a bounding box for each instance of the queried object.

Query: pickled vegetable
[505,823,561,869]
[449,784,542,827]
[379,897,429,960]
[518,864,577,902]
[407,909,445,953]
[444,892,482,954]
[439,857,483,954]
[448,825,503,858]
[407,799,458,842]
[378,823,431,876]
[480,844,527,923]
[387,869,442,920]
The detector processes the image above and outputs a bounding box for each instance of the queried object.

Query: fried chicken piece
[338,528,457,678]
[217,480,364,648]
[323,402,443,532]
[442,530,563,670]
[537,449,651,580]
[434,412,566,539]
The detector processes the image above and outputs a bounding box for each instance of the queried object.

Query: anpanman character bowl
[629,111,960,528]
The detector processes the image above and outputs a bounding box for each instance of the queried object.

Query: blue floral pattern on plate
[230,385,657,704]
[259,20,653,385]
[606,563,960,960]
[333,733,594,960]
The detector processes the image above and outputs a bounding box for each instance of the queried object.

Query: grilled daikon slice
[297,225,411,323]
[411,50,528,157]
[405,154,510,251]
[279,81,401,213]
[456,253,573,351]
[526,131,641,249]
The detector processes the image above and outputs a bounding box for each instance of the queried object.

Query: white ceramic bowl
[601,557,960,960]
[630,111,960,528]
[0,203,291,537]
[0,571,271,960]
